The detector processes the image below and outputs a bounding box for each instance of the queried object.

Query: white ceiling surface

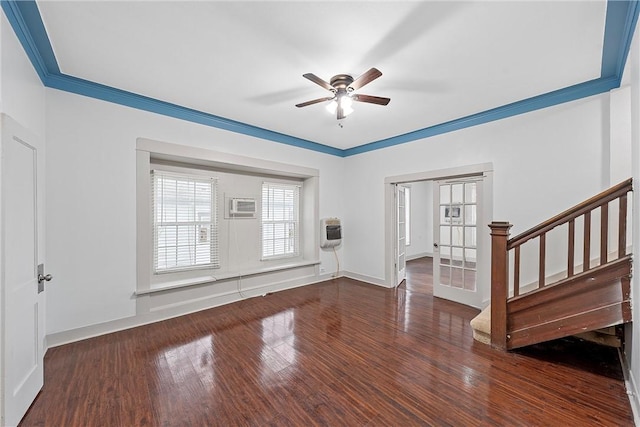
[38,1,606,150]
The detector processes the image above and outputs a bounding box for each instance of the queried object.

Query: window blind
[152,170,219,273]
[261,182,300,259]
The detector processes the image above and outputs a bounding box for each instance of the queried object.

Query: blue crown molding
[344,77,620,157]
[0,0,342,157]
[1,0,50,81]
[2,0,638,158]
[45,73,343,156]
[345,0,640,157]
[601,0,640,78]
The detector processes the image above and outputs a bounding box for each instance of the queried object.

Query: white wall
[625,19,640,423]
[45,89,345,338]
[342,94,608,286]
[610,86,632,186]
[1,14,45,137]
[406,181,433,260]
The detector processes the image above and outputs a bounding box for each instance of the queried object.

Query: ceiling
[4,1,639,156]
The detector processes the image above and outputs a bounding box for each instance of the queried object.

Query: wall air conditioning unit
[229,198,256,218]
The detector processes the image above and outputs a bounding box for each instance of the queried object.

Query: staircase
[472,179,633,350]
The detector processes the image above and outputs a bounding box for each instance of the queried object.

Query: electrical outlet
[320,267,325,273]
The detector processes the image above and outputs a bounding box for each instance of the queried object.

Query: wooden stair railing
[490,178,633,350]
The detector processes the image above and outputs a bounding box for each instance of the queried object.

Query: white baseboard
[630,373,640,426]
[47,274,322,348]
[315,270,344,282]
[619,349,640,425]
[406,252,433,261]
[343,271,389,288]
[46,270,392,348]
[628,365,639,425]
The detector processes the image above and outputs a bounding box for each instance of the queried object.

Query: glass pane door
[438,181,477,291]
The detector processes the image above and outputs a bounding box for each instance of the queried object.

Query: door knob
[37,264,52,293]
[38,273,52,284]
[433,243,439,248]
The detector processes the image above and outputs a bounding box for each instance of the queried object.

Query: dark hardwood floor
[402,256,434,294]
[19,257,633,426]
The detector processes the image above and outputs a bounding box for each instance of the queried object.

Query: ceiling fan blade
[352,94,391,106]
[302,73,334,92]
[295,96,334,108]
[348,68,382,91]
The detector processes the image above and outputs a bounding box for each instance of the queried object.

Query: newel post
[489,221,512,350]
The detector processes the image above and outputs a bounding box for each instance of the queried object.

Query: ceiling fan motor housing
[330,74,354,90]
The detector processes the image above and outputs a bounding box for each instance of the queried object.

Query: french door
[433,178,483,307]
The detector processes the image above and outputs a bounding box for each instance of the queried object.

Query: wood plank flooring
[19,257,634,426]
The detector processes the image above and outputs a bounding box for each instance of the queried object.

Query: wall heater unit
[320,217,342,248]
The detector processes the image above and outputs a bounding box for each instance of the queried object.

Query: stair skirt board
[508,302,630,349]
[471,304,627,348]
[470,257,631,348]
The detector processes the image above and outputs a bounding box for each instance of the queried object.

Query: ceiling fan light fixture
[340,95,353,114]
[325,99,337,114]
[326,94,354,116]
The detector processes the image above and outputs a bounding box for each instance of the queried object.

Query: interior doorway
[384,163,493,309]
[395,181,435,294]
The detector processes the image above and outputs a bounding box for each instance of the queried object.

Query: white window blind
[152,170,219,273]
[261,182,300,259]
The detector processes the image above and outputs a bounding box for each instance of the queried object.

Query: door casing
[395,185,408,287]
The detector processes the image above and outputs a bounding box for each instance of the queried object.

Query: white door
[395,185,407,287]
[433,178,482,307]
[1,115,46,426]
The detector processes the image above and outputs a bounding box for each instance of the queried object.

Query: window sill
[135,259,320,296]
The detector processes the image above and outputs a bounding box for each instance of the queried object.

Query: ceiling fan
[295,68,390,120]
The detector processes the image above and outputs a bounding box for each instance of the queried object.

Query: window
[152,170,219,272]
[261,182,300,259]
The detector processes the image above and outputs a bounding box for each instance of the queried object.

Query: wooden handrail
[507,178,632,249]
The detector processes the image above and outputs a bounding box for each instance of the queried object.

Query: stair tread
[470,305,491,336]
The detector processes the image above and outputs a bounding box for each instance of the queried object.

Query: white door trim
[395,185,408,287]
